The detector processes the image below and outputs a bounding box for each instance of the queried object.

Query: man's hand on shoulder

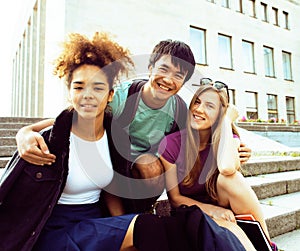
[16,125,56,166]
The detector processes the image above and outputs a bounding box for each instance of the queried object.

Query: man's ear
[148,65,153,77]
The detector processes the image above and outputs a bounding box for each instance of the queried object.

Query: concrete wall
[10,0,300,120]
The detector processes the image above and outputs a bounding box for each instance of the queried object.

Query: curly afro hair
[53,32,134,89]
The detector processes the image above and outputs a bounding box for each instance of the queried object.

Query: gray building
[11,0,300,123]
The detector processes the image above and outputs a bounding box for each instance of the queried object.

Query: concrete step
[0,117,45,123]
[0,137,16,146]
[242,156,300,176]
[272,228,300,251]
[261,191,300,238]
[0,129,19,137]
[246,170,300,199]
[0,146,16,157]
[0,157,10,169]
[0,122,31,129]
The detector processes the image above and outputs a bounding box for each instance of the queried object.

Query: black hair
[148,39,196,82]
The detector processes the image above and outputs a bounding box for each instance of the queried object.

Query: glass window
[263,46,275,77]
[248,0,256,17]
[228,89,236,105]
[235,0,243,13]
[282,51,292,80]
[242,40,255,73]
[218,34,233,69]
[245,91,258,119]
[190,26,207,65]
[267,94,278,120]
[260,2,268,22]
[272,7,279,26]
[286,96,295,124]
[283,11,289,29]
[221,0,229,8]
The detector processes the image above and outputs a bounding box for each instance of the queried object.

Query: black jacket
[0,109,124,251]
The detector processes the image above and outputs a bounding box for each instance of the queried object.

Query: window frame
[283,11,289,29]
[249,0,256,18]
[242,40,255,73]
[282,51,293,81]
[260,2,268,22]
[245,91,258,120]
[267,94,278,120]
[218,33,233,70]
[263,46,275,77]
[271,7,279,26]
[190,26,207,65]
[286,96,295,124]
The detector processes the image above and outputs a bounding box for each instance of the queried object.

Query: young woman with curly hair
[0,32,140,251]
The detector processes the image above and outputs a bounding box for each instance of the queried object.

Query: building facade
[11,0,300,123]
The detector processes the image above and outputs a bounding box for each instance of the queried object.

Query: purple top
[159,129,215,204]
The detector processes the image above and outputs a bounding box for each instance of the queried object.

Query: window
[235,0,243,13]
[242,40,255,73]
[218,34,233,69]
[221,0,229,8]
[190,26,207,65]
[263,46,275,77]
[248,0,256,17]
[282,51,292,80]
[228,89,236,105]
[271,7,279,26]
[267,94,278,121]
[245,91,258,119]
[283,11,289,29]
[260,2,268,22]
[286,96,295,124]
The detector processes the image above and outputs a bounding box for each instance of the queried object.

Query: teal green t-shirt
[110,81,176,157]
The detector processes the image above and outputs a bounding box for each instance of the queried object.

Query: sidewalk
[238,127,300,155]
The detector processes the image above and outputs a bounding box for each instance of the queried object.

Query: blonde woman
[159,79,277,251]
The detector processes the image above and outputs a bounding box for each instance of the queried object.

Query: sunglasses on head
[193,77,230,102]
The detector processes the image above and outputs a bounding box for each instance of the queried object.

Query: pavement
[237,127,300,155]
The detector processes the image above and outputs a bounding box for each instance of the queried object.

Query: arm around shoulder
[16,119,56,165]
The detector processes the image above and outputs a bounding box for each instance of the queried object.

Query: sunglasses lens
[200,78,212,85]
[214,81,226,90]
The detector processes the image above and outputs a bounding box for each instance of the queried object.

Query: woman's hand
[209,205,236,223]
[226,104,239,122]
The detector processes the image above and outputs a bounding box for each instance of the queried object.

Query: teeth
[194,115,204,120]
[159,84,170,91]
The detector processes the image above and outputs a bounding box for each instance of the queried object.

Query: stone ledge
[237,122,300,132]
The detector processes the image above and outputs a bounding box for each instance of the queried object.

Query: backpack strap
[115,79,147,127]
[168,94,187,134]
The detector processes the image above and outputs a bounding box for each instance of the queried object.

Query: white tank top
[58,131,113,204]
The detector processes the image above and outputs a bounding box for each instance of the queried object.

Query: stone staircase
[1,117,300,250]
[0,117,45,168]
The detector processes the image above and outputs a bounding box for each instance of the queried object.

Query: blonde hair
[182,85,239,202]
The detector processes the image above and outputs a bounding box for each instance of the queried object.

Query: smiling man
[109,40,196,213]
